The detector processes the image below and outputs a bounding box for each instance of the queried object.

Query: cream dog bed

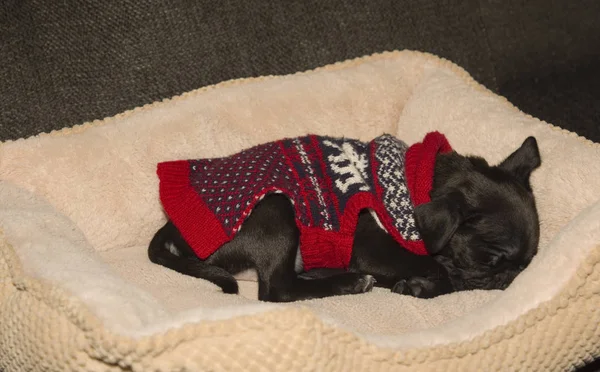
[0,50,598,371]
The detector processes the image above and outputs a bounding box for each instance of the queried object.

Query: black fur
[149,137,541,302]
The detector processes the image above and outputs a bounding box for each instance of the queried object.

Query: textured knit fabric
[158,132,452,270]
[2,51,600,372]
[3,2,600,143]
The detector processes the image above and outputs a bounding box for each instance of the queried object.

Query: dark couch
[2,1,599,142]
[1,1,599,370]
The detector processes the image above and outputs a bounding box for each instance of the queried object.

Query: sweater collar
[371,132,452,254]
[404,131,453,207]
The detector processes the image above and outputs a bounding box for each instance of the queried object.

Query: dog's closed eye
[480,243,525,268]
[468,236,512,267]
[486,253,505,267]
[462,213,484,227]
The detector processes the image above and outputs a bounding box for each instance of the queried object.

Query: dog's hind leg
[267,273,376,302]
[230,194,375,302]
[148,221,239,294]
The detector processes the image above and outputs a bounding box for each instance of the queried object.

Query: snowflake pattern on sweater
[373,135,420,241]
[157,132,452,270]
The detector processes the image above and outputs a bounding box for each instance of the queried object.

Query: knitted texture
[1,50,600,372]
[5,2,600,143]
[1,1,502,142]
[1,232,599,372]
[158,132,452,269]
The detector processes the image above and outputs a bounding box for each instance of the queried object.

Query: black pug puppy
[149,132,541,302]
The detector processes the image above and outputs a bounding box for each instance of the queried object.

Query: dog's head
[415,137,541,291]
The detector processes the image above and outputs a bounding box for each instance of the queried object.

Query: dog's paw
[356,274,377,293]
[334,273,376,295]
[392,277,437,298]
[392,279,410,295]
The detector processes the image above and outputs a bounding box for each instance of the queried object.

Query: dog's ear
[498,137,541,187]
[415,192,464,254]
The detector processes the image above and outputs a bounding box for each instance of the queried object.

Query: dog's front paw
[335,273,376,295]
[392,277,437,298]
[356,274,377,293]
[391,279,410,295]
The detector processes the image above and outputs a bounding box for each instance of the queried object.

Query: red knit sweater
[157,132,452,270]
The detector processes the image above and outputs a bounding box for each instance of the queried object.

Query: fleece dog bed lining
[0,50,598,371]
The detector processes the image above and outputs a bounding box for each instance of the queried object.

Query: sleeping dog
[149,132,541,302]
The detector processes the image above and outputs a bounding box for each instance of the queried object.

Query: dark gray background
[1,0,599,142]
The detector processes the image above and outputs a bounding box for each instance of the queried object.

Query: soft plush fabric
[158,132,451,269]
[2,2,600,143]
[0,51,599,371]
